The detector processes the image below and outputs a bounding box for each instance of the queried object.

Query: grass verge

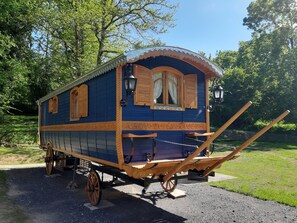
[210,141,297,207]
[0,145,44,165]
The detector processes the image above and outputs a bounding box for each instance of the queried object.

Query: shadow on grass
[210,140,297,153]
[0,146,42,156]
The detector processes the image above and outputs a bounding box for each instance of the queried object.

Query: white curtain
[153,73,163,103]
[168,74,178,104]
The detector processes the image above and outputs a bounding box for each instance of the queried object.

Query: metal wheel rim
[86,171,102,206]
[45,146,54,176]
[161,174,177,193]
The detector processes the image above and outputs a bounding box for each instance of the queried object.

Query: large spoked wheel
[45,144,54,176]
[161,174,178,193]
[86,171,102,206]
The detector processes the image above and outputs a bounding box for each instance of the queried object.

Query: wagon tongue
[162,101,253,182]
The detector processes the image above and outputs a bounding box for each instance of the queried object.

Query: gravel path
[5,167,297,223]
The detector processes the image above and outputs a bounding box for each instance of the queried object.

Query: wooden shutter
[48,99,53,113]
[52,96,58,113]
[134,65,152,106]
[78,84,88,117]
[70,87,78,119]
[184,74,198,109]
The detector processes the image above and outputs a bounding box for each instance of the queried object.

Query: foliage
[36,0,176,79]
[254,120,296,133]
[212,0,297,128]
[0,116,38,145]
[0,0,176,114]
[210,141,297,207]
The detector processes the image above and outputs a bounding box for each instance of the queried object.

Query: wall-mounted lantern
[208,79,224,112]
[213,84,224,103]
[120,63,137,107]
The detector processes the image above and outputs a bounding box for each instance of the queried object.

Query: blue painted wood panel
[122,130,205,162]
[41,130,118,163]
[42,69,116,126]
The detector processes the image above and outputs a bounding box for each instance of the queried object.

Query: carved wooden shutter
[48,99,53,113]
[184,74,198,109]
[134,65,152,106]
[78,84,88,117]
[70,88,77,119]
[52,96,58,113]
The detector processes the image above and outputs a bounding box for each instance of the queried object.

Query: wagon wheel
[161,174,178,193]
[45,144,54,176]
[86,171,102,206]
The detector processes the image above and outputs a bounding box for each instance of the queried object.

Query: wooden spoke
[45,144,54,176]
[161,174,177,193]
[86,171,102,206]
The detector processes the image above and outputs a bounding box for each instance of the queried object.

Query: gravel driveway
[4,167,297,223]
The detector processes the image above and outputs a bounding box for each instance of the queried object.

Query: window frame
[151,66,184,111]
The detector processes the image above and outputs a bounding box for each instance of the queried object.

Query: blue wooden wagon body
[38,46,226,178]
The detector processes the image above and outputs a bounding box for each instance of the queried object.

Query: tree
[0,0,39,114]
[243,0,297,49]
[213,0,297,127]
[37,0,176,79]
[243,0,297,122]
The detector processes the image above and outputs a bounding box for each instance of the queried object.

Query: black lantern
[213,84,224,103]
[124,74,137,95]
[207,81,224,112]
[120,63,137,107]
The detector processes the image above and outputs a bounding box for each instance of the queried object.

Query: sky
[158,0,254,56]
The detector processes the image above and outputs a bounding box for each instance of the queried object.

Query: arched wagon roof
[38,46,223,103]
[125,46,224,78]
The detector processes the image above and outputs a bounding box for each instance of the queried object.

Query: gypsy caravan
[38,46,289,205]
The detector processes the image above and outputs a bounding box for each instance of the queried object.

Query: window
[152,67,183,108]
[70,84,88,121]
[134,65,198,110]
[48,96,58,114]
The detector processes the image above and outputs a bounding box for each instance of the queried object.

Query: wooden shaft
[163,101,253,182]
[203,110,290,176]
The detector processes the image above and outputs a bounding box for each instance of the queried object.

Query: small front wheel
[161,174,177,193]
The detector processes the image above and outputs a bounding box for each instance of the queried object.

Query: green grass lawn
[210,141,297,207]
[0,146,44,165]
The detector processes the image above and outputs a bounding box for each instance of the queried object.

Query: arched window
[152,67,183,108]
[70,84,88,121]
[134,65,197,110]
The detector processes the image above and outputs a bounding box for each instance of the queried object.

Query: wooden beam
[186,132,214,137]
[163,101,253,182]
[122,133,157,138]
[122,121,206,131]
[116,65,124,168]
[205,78,210,156]
[202,110,290,176]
